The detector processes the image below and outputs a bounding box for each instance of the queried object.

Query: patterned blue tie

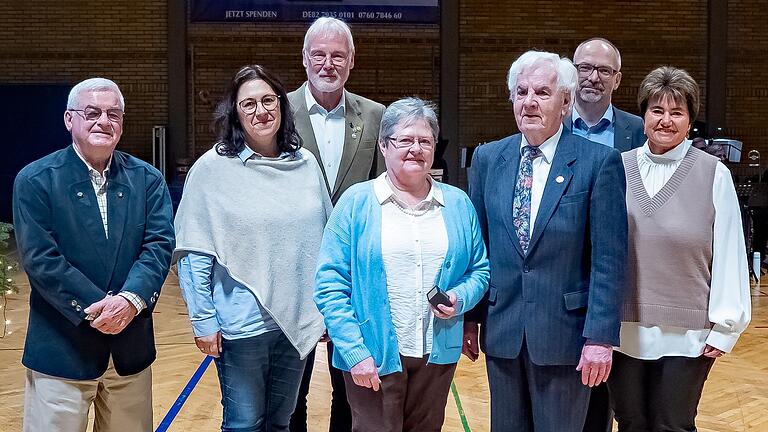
[513,145,542,253]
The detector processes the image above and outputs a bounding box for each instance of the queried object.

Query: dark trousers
[582,383,613,432]
[486,343,591,432]
[607,351,716,432]
[343,355,456,432]
[214,331,306,432]
[290,342,352,432]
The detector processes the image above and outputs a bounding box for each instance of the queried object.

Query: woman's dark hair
[213,64,302,157]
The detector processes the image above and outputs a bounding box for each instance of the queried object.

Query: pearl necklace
[386,174,431,217]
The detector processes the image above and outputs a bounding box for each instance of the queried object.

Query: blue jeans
[214,330,307,432]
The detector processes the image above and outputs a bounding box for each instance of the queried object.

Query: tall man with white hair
[465,51,628,431]
[288,17,385,432]
[567,37,645,151]
[13,77,175,431]
[569,37,644,432]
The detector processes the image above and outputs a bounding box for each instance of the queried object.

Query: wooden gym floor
[1,271,767,431]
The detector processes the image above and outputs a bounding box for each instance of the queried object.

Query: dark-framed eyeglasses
[238,94,280,114]
[388,135,435,150]
[308,51,349,67]
[68,106,124,122]
[575,63,618,79]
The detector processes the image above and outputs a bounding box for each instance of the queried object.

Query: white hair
[507,50,577,109]
[67,77,125,110]
[303,17,355,55]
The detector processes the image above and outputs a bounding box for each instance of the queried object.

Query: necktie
[513,145,542,253]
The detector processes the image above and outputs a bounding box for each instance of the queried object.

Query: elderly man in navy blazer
[13,77,174,432]
[465,51,627,431]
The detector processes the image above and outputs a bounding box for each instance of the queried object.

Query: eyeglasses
[238,94,280,114]
[308,51,349,67]
[388,136,435,150]
[575,63,618,79]
[68,106,124,122]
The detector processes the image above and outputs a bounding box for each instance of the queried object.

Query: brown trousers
[343,355,456,432]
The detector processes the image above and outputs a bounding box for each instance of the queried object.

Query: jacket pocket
[563,290,589,310]
[487,286,498,305]
[560,191,589,204]
[358,319,378,360]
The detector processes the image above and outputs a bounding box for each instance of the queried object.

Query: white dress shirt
[618,140,751,359]
[375,173,448,358]
[520,125,563,235]
[305,85,346,189]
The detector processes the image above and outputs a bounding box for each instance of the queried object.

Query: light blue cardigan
[314,180,490,376]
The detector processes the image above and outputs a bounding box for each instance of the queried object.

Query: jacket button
[445,261,452,269]
[75,305,82,312]
[71,300,78,307]
[523,266,530,273]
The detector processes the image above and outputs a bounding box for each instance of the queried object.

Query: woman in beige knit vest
[606,66,751,432]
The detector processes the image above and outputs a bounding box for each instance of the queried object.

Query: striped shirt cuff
[118,291,147,315]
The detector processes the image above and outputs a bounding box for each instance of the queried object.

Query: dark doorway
[0,84,71,222]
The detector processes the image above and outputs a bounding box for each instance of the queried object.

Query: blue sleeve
[448,198,490,315]
[120,170,175,313]
[314,195,372,369]
[584,149,628,345]
[177,252,220,337]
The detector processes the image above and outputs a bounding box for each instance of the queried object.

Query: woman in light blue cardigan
[314,97,489,432]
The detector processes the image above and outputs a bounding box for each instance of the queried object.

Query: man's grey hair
[303,17,355,56]
[507,50,577,109]
[574,37,622,70]
[379,97,439,146]
[67,77,125,110]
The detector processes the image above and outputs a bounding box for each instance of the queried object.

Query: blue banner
[191,1,439,23]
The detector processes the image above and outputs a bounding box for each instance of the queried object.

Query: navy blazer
[469,131,628,366]
[13,146,175,379]
[565,106,645,152]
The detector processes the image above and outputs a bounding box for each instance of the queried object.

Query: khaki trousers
[23,361,153,432]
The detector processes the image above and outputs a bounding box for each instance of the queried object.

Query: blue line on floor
[155,355,213,432]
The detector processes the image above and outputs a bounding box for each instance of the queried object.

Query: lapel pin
[555,175,564,183]
[76,191,84,197]
[117,191,124,198]
[352,133,358,139]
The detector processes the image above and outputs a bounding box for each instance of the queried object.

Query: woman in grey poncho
[173,65,331,432]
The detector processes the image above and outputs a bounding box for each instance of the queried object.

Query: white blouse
[618,140,751,360]
[375,173,448,358]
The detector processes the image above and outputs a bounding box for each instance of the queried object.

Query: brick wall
[2,1,765,166]
[0,0,168,161]
[727,0,768,156]
[187,19,440,157]
[459,0,708,152]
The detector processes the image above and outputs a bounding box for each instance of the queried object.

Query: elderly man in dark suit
[567,37,644,432]
[465,51,627,431]
[287,17,385,432]
[13,77,174,432]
